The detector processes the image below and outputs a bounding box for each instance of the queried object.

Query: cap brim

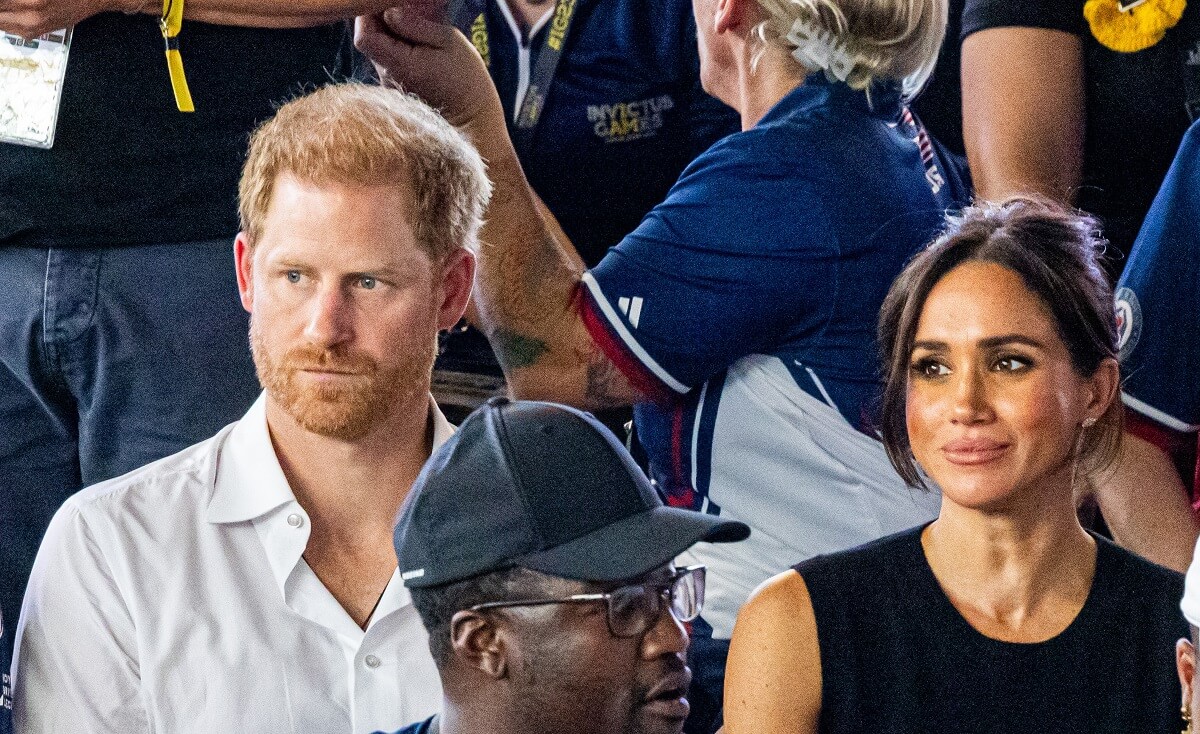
[516,506,750,583]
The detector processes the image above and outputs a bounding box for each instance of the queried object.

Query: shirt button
[286,514,304,528]
[364,654,382,669]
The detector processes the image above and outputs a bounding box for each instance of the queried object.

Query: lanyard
[448,0,580,157]
[160,0,194,111]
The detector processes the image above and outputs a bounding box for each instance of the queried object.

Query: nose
[303,284,353,347]
[950,365,993,425]
[640,596,689,659]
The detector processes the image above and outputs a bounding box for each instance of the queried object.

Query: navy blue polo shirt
[580,75,971,637]
[452,0,738,265]
[1117,117,1200,435]
[438,0,738,378]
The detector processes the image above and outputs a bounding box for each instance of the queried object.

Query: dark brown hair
[877,197,1122,488]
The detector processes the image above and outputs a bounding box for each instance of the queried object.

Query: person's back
[604,75,967,641]
[798,527,1184,733]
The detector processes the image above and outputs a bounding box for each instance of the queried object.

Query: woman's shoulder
[1095,535,1185,598]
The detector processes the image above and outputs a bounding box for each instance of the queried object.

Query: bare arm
[723,570,822,734]
[961,27,1085,203]
[356,10,639,410]
[1093,430,1199,572]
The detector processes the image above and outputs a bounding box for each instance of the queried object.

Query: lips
[642,669,692,720]
[941,438,1010,465]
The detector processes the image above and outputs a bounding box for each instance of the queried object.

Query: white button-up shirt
[13,394,452,734]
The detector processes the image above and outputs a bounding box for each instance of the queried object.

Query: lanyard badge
[0,28,72,148]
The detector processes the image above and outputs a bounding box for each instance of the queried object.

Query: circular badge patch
[1114,286,1143,360]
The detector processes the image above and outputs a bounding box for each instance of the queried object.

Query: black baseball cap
[396,398,749,588]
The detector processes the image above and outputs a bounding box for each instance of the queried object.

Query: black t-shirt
[961,0,1200,267]
[911,0,967,157]
[0,14,354,248]
[798,526,1187,733]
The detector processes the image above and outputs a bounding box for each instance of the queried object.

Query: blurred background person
[1176,535,1200,732]
[959,0,1200,271]
[1095,118,1200,573]
[433,0,738,418]
[724,198,1186,733]
[356,0,969,728]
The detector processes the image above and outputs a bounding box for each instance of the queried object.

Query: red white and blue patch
[1114,286,1143,361]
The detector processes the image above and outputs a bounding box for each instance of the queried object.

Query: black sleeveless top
[794,525,1186,733]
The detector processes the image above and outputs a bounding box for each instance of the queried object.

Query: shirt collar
[758,73,903,127]
[206,392,456,525]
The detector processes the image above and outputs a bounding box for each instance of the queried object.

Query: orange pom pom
[1084,0,1186,52]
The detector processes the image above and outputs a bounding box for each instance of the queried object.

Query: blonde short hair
[238,83,492,262]
[754,0,947,99]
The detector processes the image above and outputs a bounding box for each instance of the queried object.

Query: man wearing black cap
[378,397,749,734]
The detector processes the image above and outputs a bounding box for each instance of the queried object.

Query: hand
[354,4,503,130]
[0,0,126,39]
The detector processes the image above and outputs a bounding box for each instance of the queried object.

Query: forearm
[0,0,391,37]
[180,0,388,29]
[1093,431,1199,572]
[471,151,594,396]
[354,9,637,407]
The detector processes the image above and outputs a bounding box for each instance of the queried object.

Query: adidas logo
[617,296,644,328]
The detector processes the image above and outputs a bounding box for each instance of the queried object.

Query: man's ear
[1178,638,1196,709]
[437,247,476,331]
[449,609,507,679]
[234,233,255,314]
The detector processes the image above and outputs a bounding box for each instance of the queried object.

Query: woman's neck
[920,496,1097,644]
[728,45,809,130]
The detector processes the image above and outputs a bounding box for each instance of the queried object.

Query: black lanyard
[448,0,581,156]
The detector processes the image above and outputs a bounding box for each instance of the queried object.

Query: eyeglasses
[469,565,706,638]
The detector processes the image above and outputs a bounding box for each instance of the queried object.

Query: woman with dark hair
[723,198,1187,733]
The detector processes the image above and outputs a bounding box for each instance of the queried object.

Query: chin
[931,470,1022,514]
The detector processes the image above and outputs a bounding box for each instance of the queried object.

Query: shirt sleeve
[961,0,1082,40]
[1117,119,1200,433]
[12,502,148,733]
[582,132,837,392]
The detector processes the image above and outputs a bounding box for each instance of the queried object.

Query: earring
[1082,417,1097,429]
[1183,704,1192,734]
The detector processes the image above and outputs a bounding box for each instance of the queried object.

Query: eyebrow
[912,334,1048,352]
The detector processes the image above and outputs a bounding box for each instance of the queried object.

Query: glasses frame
[468,564,706,639]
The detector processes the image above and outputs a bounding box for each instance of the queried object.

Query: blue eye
[285,270,301,284]
[359,276,377,290]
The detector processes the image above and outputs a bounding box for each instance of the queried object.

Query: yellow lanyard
[160,0,194,111]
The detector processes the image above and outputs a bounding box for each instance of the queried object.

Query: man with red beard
[9,83,490,734]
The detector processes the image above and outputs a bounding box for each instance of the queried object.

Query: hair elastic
[785,17,878,84]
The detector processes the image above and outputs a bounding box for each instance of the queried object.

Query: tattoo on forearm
[585,350,632,410]
[491,328,549,370]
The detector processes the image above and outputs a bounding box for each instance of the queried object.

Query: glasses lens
[607,584,660,638]
[669,566,705,623]
[605,567,707,638]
